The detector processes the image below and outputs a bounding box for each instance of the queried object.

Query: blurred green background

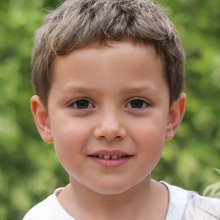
[0,0,220,219]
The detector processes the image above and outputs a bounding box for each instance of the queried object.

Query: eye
[72,99,93,109]
[126,99,148,109]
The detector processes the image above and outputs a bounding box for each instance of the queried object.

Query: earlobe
[30,95,53,143]
[165,93,186,140]
[165,123,173,140]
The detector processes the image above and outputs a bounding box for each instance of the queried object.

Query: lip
[88,150,133,168]
[88,150,131,156]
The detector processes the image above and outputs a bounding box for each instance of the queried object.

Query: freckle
[145,132,152,136]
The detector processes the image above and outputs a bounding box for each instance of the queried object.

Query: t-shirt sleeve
[22,194,75,220]
[23,195,54,220]
[180,192,220,220]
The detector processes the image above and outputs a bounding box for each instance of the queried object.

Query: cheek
[50,116,92,165]
[129,116,166,160]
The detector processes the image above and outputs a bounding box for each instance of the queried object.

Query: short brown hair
[32,0,185,109]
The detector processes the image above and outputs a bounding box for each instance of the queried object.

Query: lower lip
[88,156,133,168]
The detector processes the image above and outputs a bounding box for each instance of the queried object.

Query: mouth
[89,154,132,159]
[88,150,133,167]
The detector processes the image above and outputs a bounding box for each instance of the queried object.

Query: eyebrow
[120,86,160,95]
[60,85,160,98]
[60,86,101,95]
[121,86,161,101]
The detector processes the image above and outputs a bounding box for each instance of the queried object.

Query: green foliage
[153,0,220,193]
[0,0,219,219]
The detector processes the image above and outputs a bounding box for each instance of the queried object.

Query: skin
[31,40,186,220]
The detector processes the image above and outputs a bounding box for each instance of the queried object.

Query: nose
[94,111,126,142]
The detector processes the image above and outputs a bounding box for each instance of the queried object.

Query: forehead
[50,41,168,99]
[52,40,164,81]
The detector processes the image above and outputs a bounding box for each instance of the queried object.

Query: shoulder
[181,192,220,220]
[23,188,75,220]
[23,194,55,220]
[160,181,220,220]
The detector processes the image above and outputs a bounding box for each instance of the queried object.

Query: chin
[88,180,135,195]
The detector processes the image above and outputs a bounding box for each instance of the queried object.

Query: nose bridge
[102,108,121,130]
[94,105,126,141]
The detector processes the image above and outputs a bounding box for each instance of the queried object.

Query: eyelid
[70,98,95,109]
[125,98,151,109]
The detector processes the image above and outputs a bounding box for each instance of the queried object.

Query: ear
[165,93,186,140]
[30,95,53,143]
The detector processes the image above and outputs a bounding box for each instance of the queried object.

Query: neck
[57,175,168,220]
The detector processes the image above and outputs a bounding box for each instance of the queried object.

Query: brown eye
[127,99,148,109]
[73,100,93,109]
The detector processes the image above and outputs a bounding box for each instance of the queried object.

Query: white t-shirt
[23,181,220,220]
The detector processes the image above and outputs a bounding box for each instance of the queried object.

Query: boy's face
[32,40,185,194]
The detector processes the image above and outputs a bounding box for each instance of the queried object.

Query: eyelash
[126,99,149,109]
[70,98,150,109]
[71,99,94,109]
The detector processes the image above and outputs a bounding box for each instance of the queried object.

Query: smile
[91,155,130,159]
[88,150,133,168]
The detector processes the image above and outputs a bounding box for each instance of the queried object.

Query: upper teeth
[98,155,123,159]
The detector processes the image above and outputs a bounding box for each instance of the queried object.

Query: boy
[23,0,220,219]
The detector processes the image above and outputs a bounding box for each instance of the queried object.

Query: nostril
[93,124,126,141]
